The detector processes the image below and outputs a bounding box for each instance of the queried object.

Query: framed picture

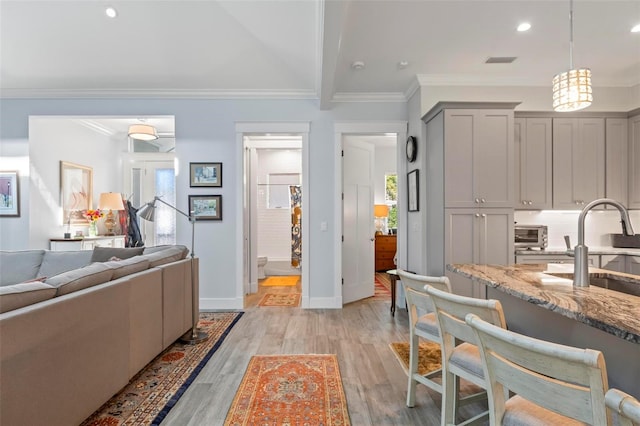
[60,161,93,224]
[190,162,222,187]
[0,171,20,217]
[189,195,222,220]
[407,169,419,212]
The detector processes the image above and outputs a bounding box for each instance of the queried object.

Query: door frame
[334,121,407,307]
[236,122,310,308]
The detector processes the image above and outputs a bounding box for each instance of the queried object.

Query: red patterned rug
[258,292,301,307]
[373,274,391,299]
[224,354,350,426]
[81,312,243,426]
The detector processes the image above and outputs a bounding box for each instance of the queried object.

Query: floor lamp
[138,196,208,344]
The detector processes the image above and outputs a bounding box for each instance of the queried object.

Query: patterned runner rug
[375,272,392,291]
[224,354,351,426]
[389,341,442,376]
[258,292,301,307]
[81,312,243,426]
[261,275,300,286]
[373,275,391,299]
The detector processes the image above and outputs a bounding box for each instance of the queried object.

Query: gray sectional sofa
[0,245,199,426]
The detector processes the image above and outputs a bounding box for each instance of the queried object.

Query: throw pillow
[38,250,93,278]
[91,246,144,263]
[45,263,114,296]
[0,281,57,313]
[0,250,45,286]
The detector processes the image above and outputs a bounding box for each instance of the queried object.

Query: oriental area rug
[258,292,301,307]
[81,311,243,426]
[224,354,351,426]
[389,341,442,376]
[373,274,391,299]
[261,275,300,287]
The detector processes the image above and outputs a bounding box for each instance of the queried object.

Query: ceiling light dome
[128,124,158,141]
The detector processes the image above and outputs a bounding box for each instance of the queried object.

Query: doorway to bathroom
[241,128,307,308]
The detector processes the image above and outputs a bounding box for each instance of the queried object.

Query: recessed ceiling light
[105,7,118,18]
[351,61,365,70]
[632,23,640,33]
[517,22,531,32]
[398,61,409,69]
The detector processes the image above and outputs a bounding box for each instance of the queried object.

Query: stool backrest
[398,270,451,318]
[466,313,610,425]
[606,388,640,426]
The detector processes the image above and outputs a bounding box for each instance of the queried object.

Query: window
[385,174,398,229]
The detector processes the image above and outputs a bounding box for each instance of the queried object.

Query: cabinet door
[629,115,640,209]
[475,110,514,208]
[601,254,626,273]
[628,256,640,276]
[444,209,477,297]
[515,118,552,209]
[444,111,475,207]
[476,209,514,299]
[553,118,605,209]
[605,118,628,206]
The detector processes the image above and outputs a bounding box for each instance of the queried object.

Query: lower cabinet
[515,254,599,266]
[445,208,514,298]
[600,254,627,273]
[628,256,640,276]
[374,235,396,271]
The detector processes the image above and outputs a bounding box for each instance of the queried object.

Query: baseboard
[199,297,243,310]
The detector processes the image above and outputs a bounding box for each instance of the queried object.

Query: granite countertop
[447,263,640,344]
[515,247,640,256]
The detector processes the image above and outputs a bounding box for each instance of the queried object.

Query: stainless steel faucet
[574,198,635,287]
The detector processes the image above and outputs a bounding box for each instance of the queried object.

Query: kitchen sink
[546,272,640,297]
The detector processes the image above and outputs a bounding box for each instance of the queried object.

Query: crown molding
[0,88,319,100]
[416,73,640,88]
[331,91,407,103]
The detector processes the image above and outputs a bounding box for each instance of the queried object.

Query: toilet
[257,256,268,279]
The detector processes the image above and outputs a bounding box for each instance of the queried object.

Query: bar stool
[425,285,506,426]
[397,270,451,407]
[605,389,640,425]
[466,313,611,425]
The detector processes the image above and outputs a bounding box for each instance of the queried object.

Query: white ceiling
[1,0,639,109]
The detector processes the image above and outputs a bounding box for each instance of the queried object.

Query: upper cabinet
[552,118,605,209]
[444,109,514,208]
[629,114,640,209]
[605,118,628,206]
[514,118,552,210]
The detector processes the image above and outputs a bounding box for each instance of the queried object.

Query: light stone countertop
[515,247,640,256]
[447,263,640,344]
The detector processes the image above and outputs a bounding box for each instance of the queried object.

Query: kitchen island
[448,263,640,398]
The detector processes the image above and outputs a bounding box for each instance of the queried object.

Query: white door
[342,139,375,304]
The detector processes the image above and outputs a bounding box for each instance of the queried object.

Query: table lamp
[374,204,389,235]
[99,192,125,236]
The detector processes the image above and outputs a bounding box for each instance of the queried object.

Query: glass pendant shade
[552,68,593,112]
[128,124,158,141]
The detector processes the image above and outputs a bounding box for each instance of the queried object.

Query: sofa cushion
[141,245,189,267]
[38,250,93,278]
[0,250,45,286]
[103,256,151,280]
[143,245,172,254]
[91,246,145,263]
[0,281,57,313]
[45,263,115,296]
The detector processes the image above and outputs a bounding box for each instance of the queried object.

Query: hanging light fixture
[128,124,158,141]
[552,0,592,112]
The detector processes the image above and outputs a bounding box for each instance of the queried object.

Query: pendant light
[552,0,592,112]
[128,124,158,141]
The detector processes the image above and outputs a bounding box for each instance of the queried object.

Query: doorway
[236,122,310,308]
[334,122,406,307]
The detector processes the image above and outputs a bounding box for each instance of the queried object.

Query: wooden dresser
[375,234,397,271]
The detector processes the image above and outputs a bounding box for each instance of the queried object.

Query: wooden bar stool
[466,313,611,425]
[605,389,640,425]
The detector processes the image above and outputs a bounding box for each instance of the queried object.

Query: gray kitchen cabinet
[515,254,599,266]
[552,118,605,209]
[445,208,514,299]
[600,254,626,273]
[444,109,514,208]
[629,114,640,209]
[605,118,628,206]
[628,256,640,276]
[514,117,552,210]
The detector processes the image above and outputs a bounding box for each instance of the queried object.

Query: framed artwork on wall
[190,162,222,187]
[189,194,222,220]
[0,171,20,217]
[407,169,419,212]
[60,161,93,224]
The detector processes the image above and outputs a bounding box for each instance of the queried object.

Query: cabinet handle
[475,198,480,203]
[475,213,480,218]
[528,201,532,205]
[481,198,486,203]
[522,200,527,205]
[481,213,486,218]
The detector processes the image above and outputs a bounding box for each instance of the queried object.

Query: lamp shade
[137,199,157,222]
[128,124,158,141]
[98,192,124,210]
[374,204,389,218]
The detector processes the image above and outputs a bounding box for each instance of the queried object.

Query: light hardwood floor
[161,277,487,425]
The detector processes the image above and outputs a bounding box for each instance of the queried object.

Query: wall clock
[406,136,417,162]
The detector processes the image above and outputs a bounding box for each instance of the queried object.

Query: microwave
[514,225,548,249]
